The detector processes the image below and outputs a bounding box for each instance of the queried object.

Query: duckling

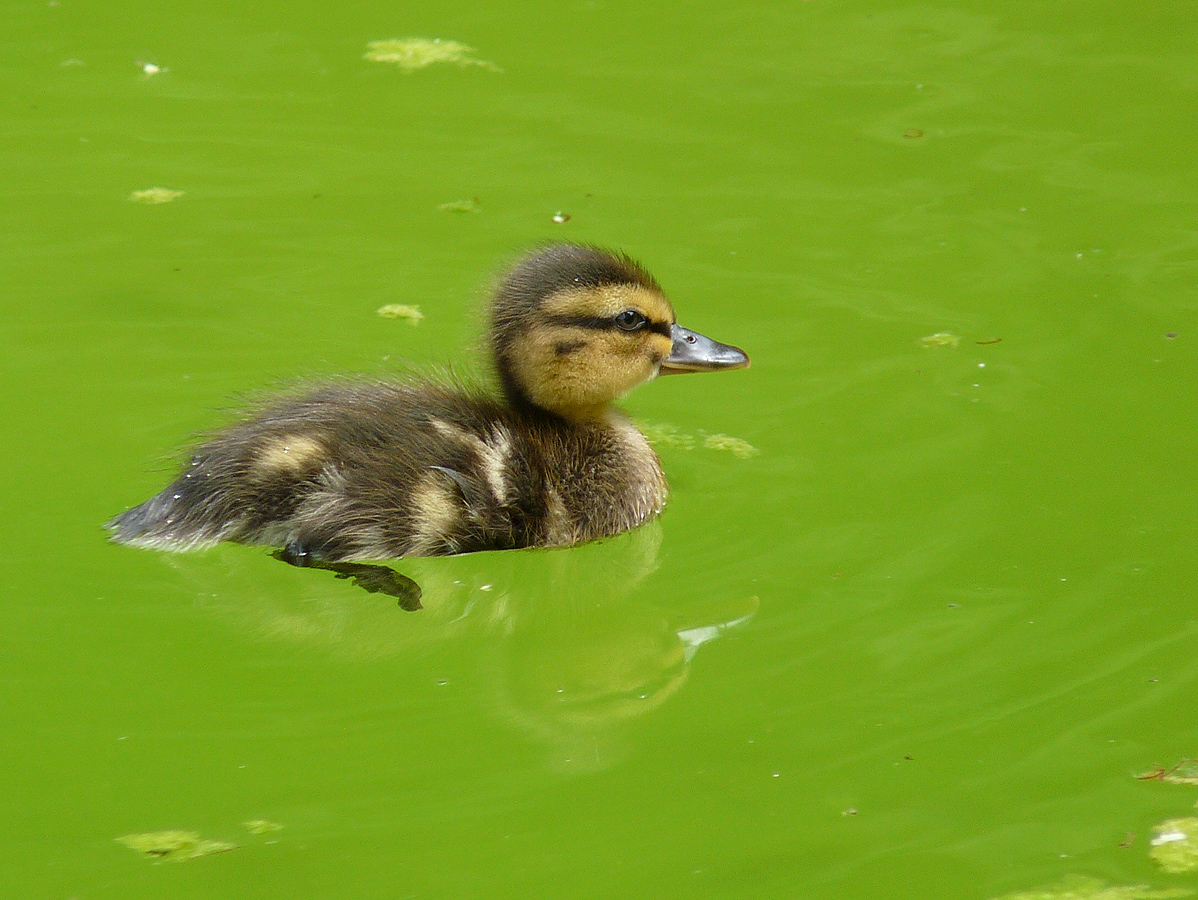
[108,243,748,569]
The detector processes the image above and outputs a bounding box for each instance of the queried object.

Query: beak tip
[723,346,751,371]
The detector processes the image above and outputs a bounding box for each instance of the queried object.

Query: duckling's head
[490,244,748,420]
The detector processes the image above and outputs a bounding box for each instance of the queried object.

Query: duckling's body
[109,244,747,562]
[113,382,667,560]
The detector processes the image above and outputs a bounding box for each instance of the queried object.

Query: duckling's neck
[496,367,615,425]
[555,402,619,424]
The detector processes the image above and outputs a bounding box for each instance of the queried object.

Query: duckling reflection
[484,553,758,771]
[170,525,754,770]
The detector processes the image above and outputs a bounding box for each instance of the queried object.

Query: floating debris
[642,423,758,457]
[1150,818,1198,873]
[919,332,960,348]
[1136,759,1198,784]
[640,423,696,450]
[243,819,284,835]
[376,304,424,323]
[976,337,1003,345]
[60,58,85,67]
[703,433,760,459]
[439,198,480,213]
[129,187,184,205]
[988,875,1191,900]
[117,830,238,862]
[903,128,924,139]
[552,211,571,224]
[840,807,857,816]
[363,38,500,72]
[1165,761,1198,783]
[137,61,168,76]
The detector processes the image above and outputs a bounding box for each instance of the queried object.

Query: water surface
[2,1,1196,898]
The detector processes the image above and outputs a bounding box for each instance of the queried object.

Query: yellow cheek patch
[647,332,672,363]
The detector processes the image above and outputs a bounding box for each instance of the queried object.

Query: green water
[3,0,1196,897]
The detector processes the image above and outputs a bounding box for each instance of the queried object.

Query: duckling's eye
[614,310,647,332]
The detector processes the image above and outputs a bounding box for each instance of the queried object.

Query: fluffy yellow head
[507,283,676,419]
[490,244,748,421]
[491,245,676,420]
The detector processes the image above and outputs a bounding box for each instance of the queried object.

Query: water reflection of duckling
[108,244,749,573]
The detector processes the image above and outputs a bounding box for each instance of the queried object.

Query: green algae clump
[642,424,759,458]
[364,39,500,72]
[988,874,1191,900]
[117,830,238,862]
[1150,818,1198,874]
[377,304,424,322]
[919,332,961,348]
[439,198,480,213]
[641,423,696,450]
[129,187,184,204]
[243,819,284,834]
[703,433,760,459]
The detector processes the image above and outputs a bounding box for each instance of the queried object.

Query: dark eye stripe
[545,314,672,337]
[647,321,672,337]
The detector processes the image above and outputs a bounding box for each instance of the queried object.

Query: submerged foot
[272,545,423,611]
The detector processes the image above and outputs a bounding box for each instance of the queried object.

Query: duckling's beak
[660,324,750,374]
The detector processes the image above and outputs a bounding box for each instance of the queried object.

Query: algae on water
[364,39,500,72]
[919,332,961,348]
[243,819,284,834]
[129,187,184,204]
[988,874,1191,900]
[642,423,759,458]
[1150,818,1198,874]
[703,433,760,459]
[439,198,480,213]
[377,304,424,322]
[641,423,696,450]
[117,830,238,861]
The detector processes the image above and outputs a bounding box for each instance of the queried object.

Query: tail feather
[107,485,228,551]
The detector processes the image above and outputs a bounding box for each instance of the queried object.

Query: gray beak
[660,324,750,374]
